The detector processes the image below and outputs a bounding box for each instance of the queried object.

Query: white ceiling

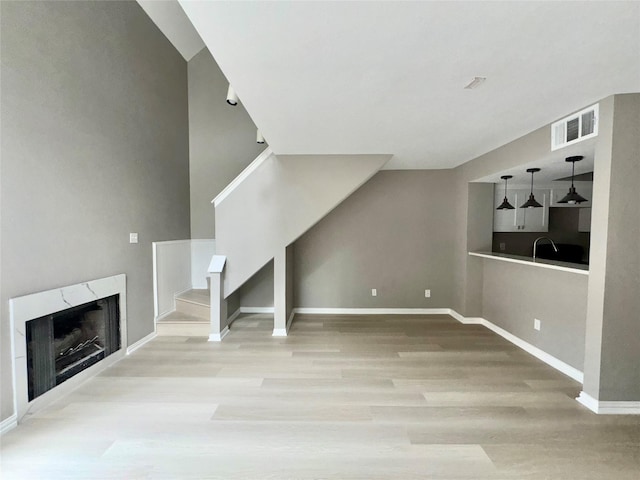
[136,0,204,60]
[169,1,639,170]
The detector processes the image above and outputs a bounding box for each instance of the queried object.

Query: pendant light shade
[496,175,515,210]
[520,168,543,208]
[558,156,588,204]
[256,129,265,144]
[226,85,238,106]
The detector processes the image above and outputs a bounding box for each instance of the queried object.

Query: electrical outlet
[371,288,377,297]
[499,242,506,251]
[424,289,431,298]
[129,233,138,244]
[534,319,541,331]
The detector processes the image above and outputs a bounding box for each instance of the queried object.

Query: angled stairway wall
[214,149,391,297]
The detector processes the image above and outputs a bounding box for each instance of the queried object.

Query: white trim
[272,328,288,337]
[240,307,275,314]
[479,318,583,383]
[227,308,242,326]
[155,308,176,323]
[152,242,159,319]
[126,331,157,355]
[576,391,599,412]
[446,309,483,324]
[0,414,18,436]
[151,239,192,246]
[209,326,229,342]
[577,391,640,414]
[293,307,452,315]
[213,147,273,206]
[469,252,589,275]
[449,309,584,383]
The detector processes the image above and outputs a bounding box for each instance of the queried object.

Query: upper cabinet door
[493,189,519,232]
[493,188,549,232]
[521,189,549,232]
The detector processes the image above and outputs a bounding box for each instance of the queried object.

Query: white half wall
[152,240,192,319]
[191,239,216,289]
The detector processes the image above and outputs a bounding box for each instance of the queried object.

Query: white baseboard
[126,331,157,355]
[227,308,241,326]
[293,307,452,316]
[577,391,640,414]
[209,326,229,342]
[0,414,18,436]
[447,309,584,384]
[272,328,288,337]
[240,307,275,314]
[155,308,176,323]
[446,309,483,324]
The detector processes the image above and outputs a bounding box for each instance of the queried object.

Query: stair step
[157,311,209,337]
[175,289,210,319]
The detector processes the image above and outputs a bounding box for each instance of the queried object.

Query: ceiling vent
[551,104,598,151]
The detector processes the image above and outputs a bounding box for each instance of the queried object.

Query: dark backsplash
[492,208,590,263]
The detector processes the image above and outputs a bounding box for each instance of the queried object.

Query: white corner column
[273,244,294,336]
[207,255,228,342]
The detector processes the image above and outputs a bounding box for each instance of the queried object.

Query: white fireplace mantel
[10,274,127,422]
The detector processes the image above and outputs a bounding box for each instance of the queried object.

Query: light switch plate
[371,288,377,297]
[424,289,431,298]
[129,233,138,244]
[534,319,541,331]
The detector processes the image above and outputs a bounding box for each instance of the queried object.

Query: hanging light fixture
[558,156,588,204]
[256,129,265,144]
[496,175,515,210]
[226,85,238,106]
[520,168,543,208]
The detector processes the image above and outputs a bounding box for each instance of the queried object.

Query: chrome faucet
[533,237,558,260]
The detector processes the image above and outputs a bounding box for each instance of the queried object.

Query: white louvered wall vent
[551,104,599,151]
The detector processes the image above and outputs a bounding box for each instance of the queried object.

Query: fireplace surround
[10,275,127,421]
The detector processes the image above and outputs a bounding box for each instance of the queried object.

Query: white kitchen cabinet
[578,207,592,232]
[493,188,549,232]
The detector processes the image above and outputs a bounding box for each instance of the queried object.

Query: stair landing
[157,289,210,336]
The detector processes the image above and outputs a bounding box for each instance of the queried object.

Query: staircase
[158,149,391,339]
[156,289,210,336]
[214,149,391,297]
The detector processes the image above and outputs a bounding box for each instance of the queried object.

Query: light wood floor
[1,314,639,479]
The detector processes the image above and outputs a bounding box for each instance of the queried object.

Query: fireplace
[26,295,121,401]
[10,274,127,421]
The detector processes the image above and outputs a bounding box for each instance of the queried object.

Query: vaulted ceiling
[142,1,640,170]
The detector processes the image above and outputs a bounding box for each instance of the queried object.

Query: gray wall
[188,48,264,239]
[482,260,588,370]
[584,94,640,401]
[293,170,457,308]
[239,261,274,308]
[0,1,190,421]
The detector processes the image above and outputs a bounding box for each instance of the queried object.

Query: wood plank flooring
[1,314,639,479]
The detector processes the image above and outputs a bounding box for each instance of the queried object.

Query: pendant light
[496,175,515,210]
[520,168,543,208]
[558,156,588,204]
[226,85,238,106]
